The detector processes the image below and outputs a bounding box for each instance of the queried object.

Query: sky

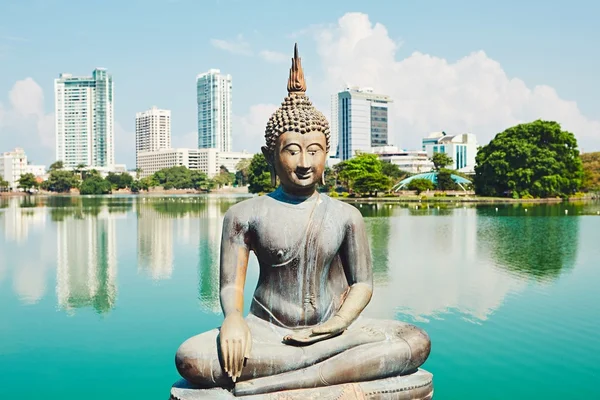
[1,0,599,168]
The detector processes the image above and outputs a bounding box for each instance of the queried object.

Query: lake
[1,195,599,399]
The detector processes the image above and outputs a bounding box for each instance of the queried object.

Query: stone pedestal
[170,368,433,400]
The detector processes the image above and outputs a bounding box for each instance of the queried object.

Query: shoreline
[2,191,598,204]
[335,196,598,204]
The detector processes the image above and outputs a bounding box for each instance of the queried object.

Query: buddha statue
[172,44,434,400]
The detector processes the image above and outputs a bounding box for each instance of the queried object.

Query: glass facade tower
[196,69,232,152]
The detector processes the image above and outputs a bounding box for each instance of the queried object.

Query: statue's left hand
[312,314,348,335]
[283,315,348,345]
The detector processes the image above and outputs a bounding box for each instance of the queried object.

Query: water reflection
[56,208,122,314]
[477,204,581,282]
[368,207,513,321]
[197,202,223,314]
[4,197,46,243]
[137,196,244,313]
[137,204,174,280]
[0,196,591,322]
[1,197,52,304]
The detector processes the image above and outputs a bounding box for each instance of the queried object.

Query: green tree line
[17,161,247,195]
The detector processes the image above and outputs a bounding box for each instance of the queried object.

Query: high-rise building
[196,69,232,152]
[135,107,171,168]
[330,94,339,158]
[337,87,393,161]
[54,68,114,168]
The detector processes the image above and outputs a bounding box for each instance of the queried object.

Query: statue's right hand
[219,314,252,382]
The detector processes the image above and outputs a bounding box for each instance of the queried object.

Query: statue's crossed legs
[176,314,431,396]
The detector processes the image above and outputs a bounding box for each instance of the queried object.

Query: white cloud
[8,78,45,117]
[297,12,600,151]
[259,50,288,64]
[210,34,253,56]
[0,78,54,163]
[232,103,278,153]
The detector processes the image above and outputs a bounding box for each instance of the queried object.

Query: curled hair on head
[263,44,330,156]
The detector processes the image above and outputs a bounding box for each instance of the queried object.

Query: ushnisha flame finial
[287,43,306,95]
[264,42,330,155]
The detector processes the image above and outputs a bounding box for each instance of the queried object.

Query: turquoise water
[1,195,599,399]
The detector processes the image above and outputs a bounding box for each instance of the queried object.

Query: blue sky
[1,0,599,168]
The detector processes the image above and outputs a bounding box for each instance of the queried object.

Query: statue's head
[262,44,330,193]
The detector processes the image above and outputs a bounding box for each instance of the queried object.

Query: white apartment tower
[54,68,114,169]
[135,107,171,168]
[338,87,393,161]
[196,69,232,152]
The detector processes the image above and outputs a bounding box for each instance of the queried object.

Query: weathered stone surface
[172,43,434,398]
[170,369,433,400]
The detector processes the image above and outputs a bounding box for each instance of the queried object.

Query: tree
[130,180,141,193]
[41,170,80,193]
[336,153,383,191]
[581,152,600,192]
[248,153,275,194]
[106,172,121,188]
[431,153,454,171]
[140,176,158,190]
[380,162,404,180]
[235,159,251,186]
[474,120,584,198]
[436,169,458,191]
[319,166,337,192]
[80,175,112,195]
[106,172,133,190]
[407,178,435,194]
[134,168,142,180]
[153,166,193,189]
[0,177,8,191]
[119,173,133,189]
[74,163,87,179]
[213,165,235,188]
[353,172,391,196]
[49,161,64,171]
[190,170,212,191]
[18,173,39,192]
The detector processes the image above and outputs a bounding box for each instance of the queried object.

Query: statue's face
[273,130,327,192]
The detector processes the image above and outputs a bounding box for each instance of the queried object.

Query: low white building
[137,148,255,179]
[0,148,46,191]
[370,146,434,174]
[25,164,47,177]
[422,132,478,174]
[217,151,254,174]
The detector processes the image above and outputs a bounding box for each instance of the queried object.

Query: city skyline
[1,1,599,168]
